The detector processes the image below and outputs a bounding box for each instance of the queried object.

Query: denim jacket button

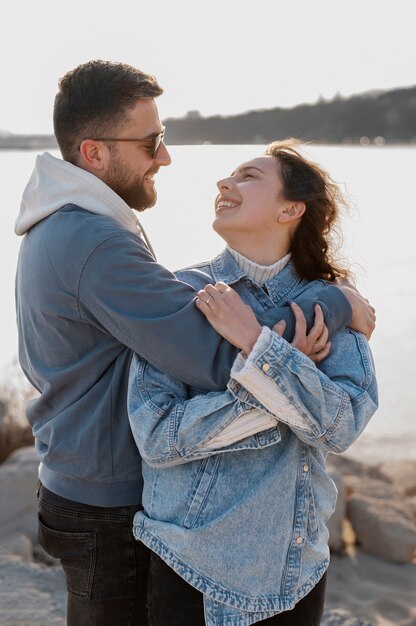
[296,536,303,544]
[303,464,309,472]
[262,363,271,373]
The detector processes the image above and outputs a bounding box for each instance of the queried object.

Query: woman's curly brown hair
[265,139,349,282]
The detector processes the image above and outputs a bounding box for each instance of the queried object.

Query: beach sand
[0,447,415,625]
[0,545,415,625]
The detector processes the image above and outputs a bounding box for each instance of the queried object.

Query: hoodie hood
[15,152,155,255]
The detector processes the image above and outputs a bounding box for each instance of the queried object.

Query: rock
[327,469,346,553]
[377,460,416,496]
[346,477,416,563]
[408,495,416,522]
[0,445,39,540]
[0,533,33,562]
[0,412,34,464]
[321,608,374,625]
[32,542,60,567]
[326,454,389,482]
[3,446,40,466]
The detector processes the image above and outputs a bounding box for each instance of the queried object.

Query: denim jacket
[128,250,378,626]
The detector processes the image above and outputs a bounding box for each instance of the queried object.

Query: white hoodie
[15,151,155,256]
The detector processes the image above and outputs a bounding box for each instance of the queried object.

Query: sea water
[1,145,415,462]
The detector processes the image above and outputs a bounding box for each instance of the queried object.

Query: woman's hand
[274,303,331,363]
[196,283,330,362]
[195,282,262,355]
[336,280,376,340]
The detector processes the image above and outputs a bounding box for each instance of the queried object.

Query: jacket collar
[210,248,303,303]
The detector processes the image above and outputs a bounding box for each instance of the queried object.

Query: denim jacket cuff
[230,327,309,431]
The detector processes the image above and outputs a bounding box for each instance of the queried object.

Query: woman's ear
[277,202,306,224]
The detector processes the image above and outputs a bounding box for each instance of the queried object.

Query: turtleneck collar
[227,246,291,285]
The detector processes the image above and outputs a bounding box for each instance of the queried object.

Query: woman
[127,140,378,625]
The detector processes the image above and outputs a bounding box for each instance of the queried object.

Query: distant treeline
[0,135,58,150]
[1,85,416,149]
[164,86,416,145]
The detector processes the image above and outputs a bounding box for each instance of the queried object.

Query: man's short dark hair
[53,60,163,164]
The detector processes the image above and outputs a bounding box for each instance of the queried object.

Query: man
[15,60,372,625]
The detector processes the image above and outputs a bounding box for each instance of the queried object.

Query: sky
[1,0,415,134]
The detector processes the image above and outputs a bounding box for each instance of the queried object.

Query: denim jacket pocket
[183,456,220,529]
[38,515,97,598]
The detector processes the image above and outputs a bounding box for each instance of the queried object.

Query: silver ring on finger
[206,295,212,306]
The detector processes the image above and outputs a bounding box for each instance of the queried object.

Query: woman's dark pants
[37,482,150,626]
[147,552,326,626]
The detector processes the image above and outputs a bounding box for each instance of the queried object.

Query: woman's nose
[216,177,232,192]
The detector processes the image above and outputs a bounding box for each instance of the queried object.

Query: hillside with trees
[1,85,415,149]
[163,86,416,145]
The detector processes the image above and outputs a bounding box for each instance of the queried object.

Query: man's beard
[105,153,157,212]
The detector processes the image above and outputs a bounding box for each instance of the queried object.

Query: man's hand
[336,279,376,340]
[196,282,262,355]
[274,303,331,363]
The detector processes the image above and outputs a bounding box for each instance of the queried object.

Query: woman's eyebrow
[232,165,264,176]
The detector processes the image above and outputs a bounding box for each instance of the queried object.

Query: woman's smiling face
[213,155,289,243]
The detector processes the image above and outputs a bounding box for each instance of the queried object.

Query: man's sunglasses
[86,127,166,159]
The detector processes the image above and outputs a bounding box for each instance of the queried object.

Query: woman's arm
[229,325,378,453]
[128,321,377,469]
[127,298,334,468]
[195,282,378,452]
[128,355,280,468]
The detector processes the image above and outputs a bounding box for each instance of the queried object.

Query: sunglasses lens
[153,131,165,158]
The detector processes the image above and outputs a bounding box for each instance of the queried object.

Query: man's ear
[79,140,108,173]
[277,202,306,224]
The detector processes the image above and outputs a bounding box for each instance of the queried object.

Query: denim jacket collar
[210,248,304,305]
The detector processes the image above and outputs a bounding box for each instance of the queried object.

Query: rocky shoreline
[0,446,415,626]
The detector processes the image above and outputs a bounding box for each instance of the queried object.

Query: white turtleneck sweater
[227,246,291,285]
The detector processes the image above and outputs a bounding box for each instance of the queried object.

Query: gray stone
[408,495,416,522]
[327,468,346,553]
[3,446,40,466]
[326,454,389,482]
[346,477,416,563]
[377,460,416,496]
[0,415,34,464]
[0,446,39,540]
[32,542,60,566]
[0,533,33,562]
[321,608,374,625]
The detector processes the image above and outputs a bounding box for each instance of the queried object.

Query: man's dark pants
[37,482,150,626]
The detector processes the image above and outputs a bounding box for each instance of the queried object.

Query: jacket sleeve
[77,232,352,390]
[229,326,378,453]
[128,354,279,468]
[258,283,352,338]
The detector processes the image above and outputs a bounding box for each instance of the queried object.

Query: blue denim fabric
[16,205,350,507]
[128,250,378,626]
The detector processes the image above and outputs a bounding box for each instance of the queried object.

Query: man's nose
[154,142,171,167]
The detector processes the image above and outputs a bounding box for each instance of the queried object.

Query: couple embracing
[15,60,377,626]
